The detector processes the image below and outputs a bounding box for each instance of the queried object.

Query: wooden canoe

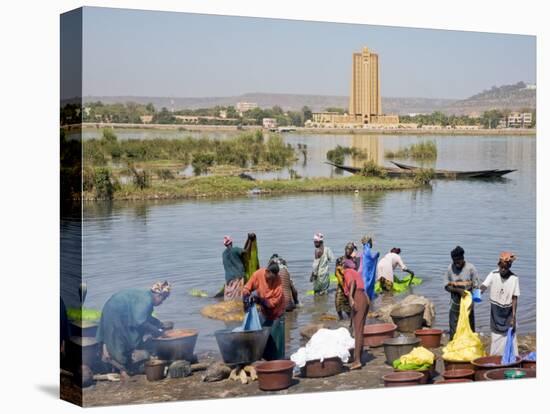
[325,161,516,179]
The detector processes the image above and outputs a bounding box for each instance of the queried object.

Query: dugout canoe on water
[325,161,516,179]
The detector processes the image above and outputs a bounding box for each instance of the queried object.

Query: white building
[507,112,532,128]
[262,118,277,129]
[236,102,258,115]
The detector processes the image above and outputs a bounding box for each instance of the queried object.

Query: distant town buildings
[262,118,277,129]
[310,46,398,128]
[498,112,532,128]
[236,102,258,115]
[140,115,153,124]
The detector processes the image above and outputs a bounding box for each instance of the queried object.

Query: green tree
[145,103,156,114]
[94,167,115,199]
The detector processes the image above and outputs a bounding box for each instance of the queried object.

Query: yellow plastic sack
[442,291,486,362]
[398,346,435,366]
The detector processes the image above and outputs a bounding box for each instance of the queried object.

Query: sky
[80,7,536,99]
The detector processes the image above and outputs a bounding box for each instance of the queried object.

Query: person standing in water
[269,253,299,311]
[376,247,414,292]
[310,233,334,296]
[222,233,255,301]
[334,242,358,320]
[360,235,379,301]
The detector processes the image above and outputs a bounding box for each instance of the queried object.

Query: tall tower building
[349,47,382,124]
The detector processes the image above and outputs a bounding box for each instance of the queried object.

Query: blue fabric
[501,327,516,365]
[233,305,262,332]
[526,351,536,361]
[361,244,379,300]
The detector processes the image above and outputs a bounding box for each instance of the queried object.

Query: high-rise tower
[349,47,382,124]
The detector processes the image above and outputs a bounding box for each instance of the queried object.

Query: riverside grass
[84,175,421,201]
[385,141,438,160]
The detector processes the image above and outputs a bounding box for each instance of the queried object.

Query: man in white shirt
[376,247,414,291]
[480,251,520,355]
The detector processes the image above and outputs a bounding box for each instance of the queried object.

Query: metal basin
[69,321,98,338]
[152,329,199,361]
[214,327,271,365]
[390,304,425,332]
[66,336,99,370]
[383,336,421,365]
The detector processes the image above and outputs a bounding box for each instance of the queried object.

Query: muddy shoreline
[61,332,536,407]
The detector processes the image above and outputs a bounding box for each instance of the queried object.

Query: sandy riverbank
[61,331,536,407]
[76,123,536,136]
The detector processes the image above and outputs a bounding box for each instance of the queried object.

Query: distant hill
[442,82,536,115]
[82,93,455,115]
[82,82,535,116]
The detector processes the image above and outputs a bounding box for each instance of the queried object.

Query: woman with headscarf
[480,252,520,355]
[360,235,379,301]
[96,281,172,380]
[343,259,370,370]
[310,232,334,296]
[221,233,256,301]
[334,242,358,320]
[269,253,299,311]
[243,262,286,360]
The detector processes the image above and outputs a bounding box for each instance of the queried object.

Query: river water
[64,130,536,356]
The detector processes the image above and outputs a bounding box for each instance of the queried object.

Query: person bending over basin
[96,281,172,381]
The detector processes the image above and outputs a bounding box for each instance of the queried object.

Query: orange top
[243,268,285,321]
[343,268,364,297]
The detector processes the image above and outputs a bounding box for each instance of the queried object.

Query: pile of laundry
[290,327,355,368]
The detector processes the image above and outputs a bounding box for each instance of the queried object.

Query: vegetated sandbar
[83,175,422,201]
[78,123,536,136]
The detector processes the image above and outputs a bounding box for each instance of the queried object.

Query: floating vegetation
[360,160,388,178]
[326,145,368,165]
[385,141,438,160]
[189,289,208,298]
[413,168,435,185]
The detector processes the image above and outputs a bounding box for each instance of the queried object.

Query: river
[63,130,536,356]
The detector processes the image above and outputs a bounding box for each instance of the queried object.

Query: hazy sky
[81,7,536,99]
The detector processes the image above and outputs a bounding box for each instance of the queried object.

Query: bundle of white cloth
[290,327,355,368]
